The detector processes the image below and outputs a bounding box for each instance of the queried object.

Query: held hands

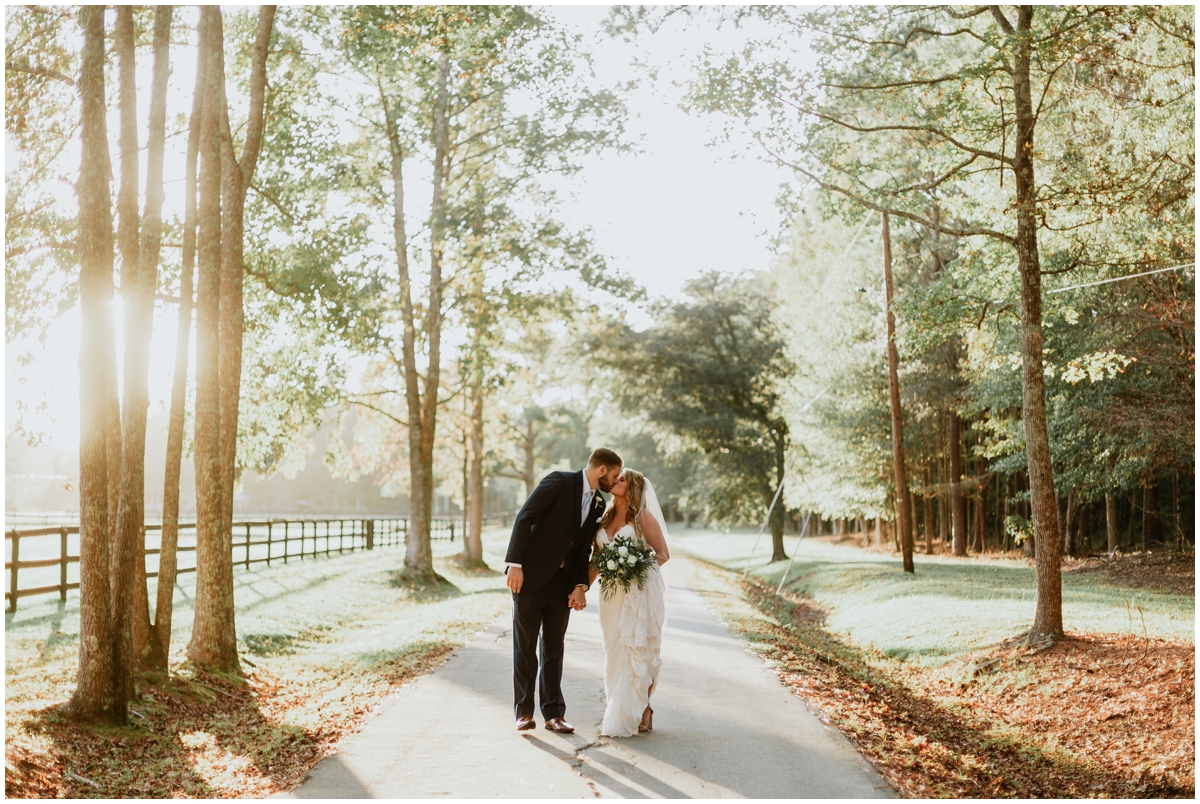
[506,566,524,594]
[568,585,588,611]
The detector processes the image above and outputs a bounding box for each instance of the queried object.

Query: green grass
[5,527,516,797]
[674,528,1194,665]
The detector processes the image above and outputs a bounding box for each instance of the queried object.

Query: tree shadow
[21,660,355,798]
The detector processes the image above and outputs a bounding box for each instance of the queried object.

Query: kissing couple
[504,447,671,738]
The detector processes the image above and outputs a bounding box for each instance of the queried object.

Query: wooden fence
[5,513,511,611]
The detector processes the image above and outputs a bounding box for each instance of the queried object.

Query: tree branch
[6,61,75,87]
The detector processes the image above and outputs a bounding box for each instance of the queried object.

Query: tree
[337,6,629,581]
[881,214,914,573]
[188,4,276,671]
[67,4,121,723]
[688,4,1192,641]
[594,273,795,561]
[154,8,205,673]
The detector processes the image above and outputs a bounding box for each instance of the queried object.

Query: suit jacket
[505,470,605,593]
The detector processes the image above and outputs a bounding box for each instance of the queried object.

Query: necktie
[582,490,593,525]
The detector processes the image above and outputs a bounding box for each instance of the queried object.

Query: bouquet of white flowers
[594,533,656,600]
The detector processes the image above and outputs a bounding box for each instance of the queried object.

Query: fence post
[9,530,19,612]
[266,522,272,567]
[244,524,251,570]
[60,527,68,602]
[339,520,345,553]
[450,519,455,541]
[366,519,374,550]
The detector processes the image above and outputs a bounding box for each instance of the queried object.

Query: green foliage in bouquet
[595,533,656,601]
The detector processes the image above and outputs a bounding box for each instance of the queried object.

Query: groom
[504,447,623,732]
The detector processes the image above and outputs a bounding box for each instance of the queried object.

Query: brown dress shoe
[515,715,536,731]
[544,717,574,733]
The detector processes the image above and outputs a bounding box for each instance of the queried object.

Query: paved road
[281,569,892,799]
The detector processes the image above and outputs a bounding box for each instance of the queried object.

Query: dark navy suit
[505,470,605,719]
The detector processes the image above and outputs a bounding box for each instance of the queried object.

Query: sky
[543,5,794,300]
[5,5,802,454]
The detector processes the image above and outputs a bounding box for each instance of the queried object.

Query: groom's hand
[506,566,524,594]
[568,585,587,611]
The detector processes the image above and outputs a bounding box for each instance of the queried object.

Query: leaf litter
[676,556,1194,799]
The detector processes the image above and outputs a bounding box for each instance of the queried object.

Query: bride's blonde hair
[599,468,646,541]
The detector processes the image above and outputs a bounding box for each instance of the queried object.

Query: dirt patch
[1064,551,1195,597]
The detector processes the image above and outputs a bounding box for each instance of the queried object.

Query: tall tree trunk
[523,419,536,497]
[189,6,230,670]
[881,213,914,572]
[974,458,987,553]
[923,466,935,554]
[1144,478,1160,548]
[382,53,448,583]
[1126,488,1139,549]
[118,5,172,673]
[69,5,121,724]
[937,431,949,546]
[464,357,486,567]
[109,5,143,707]
[153,8,204,672]
[1105,492,1119,554]
[188,5,275,669]
[1000,5,1063,641]
[770,430,787,562]
[1063,491,1077,558]
[948,410,967,556]
[412,54,451,581]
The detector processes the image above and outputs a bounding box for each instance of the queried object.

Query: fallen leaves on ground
[732,573,1193,798]
[6,642,456,799]
[1064,551,1195,597]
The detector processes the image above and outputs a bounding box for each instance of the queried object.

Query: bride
[588,468,669,737]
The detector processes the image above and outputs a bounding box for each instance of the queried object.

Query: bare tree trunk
[521,417,537,498]
[188,5,275,669]
[1063,491,1077,558]
[411,54,451,582]
[69,5,121,724]
[975,458,987,553]
[770,430,787,562]
[109,5,143,707]
[881,213,914,572]
[383,54,449,583]
[464,358,486,567]
[937,430,949,546]
[116,5,171,673]
[153,7,203,672]
[948,410,967,556]
[998,5,1063,641]
[1105,492,1119,554]
[923,467,935,555]
[1144,478,1160,548]
[189,5,230,670]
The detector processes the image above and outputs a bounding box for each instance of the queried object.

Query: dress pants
[512,566,572,719]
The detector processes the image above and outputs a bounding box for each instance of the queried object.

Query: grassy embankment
[5,530,513,798]
[674,529,1194,798]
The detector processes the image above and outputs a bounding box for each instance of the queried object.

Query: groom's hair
[587,447,623,470]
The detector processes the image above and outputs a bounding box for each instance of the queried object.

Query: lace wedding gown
[595,524,667,737]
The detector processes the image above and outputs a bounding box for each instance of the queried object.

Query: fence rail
[5,513,511,611]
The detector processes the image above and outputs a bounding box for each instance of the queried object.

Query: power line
[1048,262,1193,294]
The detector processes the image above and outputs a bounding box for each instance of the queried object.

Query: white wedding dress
[595,523,667,737]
